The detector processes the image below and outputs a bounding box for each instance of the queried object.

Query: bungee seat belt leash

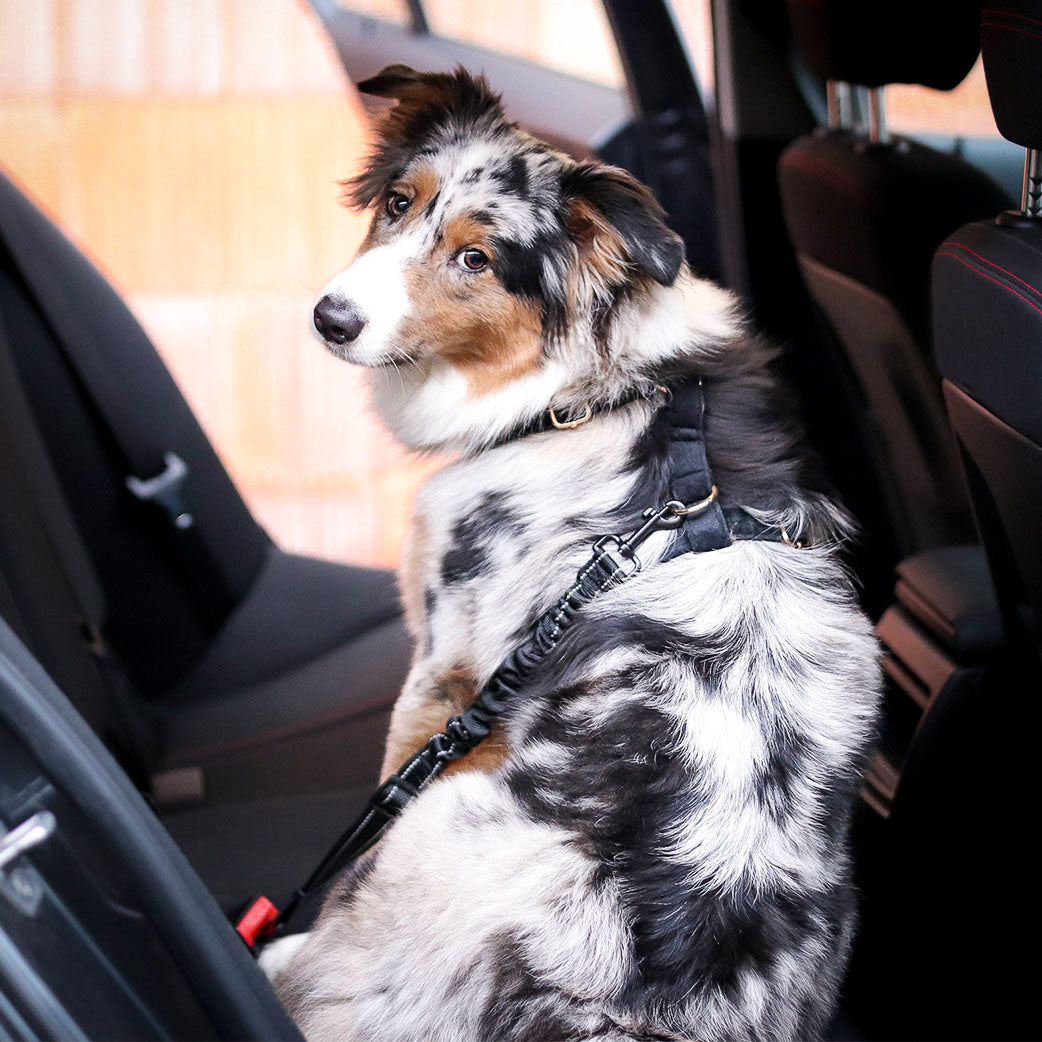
[236,379,793,950]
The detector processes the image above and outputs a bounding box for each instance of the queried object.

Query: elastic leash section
[237,501,688,946]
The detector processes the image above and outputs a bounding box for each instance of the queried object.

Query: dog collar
[488,384,666,450]
[493,378,800,552]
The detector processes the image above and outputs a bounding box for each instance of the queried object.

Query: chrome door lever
[0,811,55,872]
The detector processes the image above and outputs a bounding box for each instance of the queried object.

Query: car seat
[0,169,411,909]
[778,0,1011,560]
[933,0,1042,669]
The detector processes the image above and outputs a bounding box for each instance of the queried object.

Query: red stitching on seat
[981,18,1042,41]
[982,8,1042,29]
[936,250,1042,317]
[940,240,1042,301]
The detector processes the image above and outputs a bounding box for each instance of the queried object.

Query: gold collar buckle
[548,403,592,430]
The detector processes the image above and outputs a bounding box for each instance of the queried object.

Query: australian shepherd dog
[264,65,881,1042]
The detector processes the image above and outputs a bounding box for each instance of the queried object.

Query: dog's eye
[457,248,489,272]
[386,192,410,219]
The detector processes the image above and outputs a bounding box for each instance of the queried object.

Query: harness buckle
[594,500,689,575]
[593,535,643,578]
[236,895,280,951]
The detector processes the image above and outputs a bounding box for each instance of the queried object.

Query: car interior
[0,0,1038,1038]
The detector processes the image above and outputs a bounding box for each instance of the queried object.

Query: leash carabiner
[594,500,687,576]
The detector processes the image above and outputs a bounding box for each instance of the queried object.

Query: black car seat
[778,0,1011,562]
[0,169,411,908]
[933,0,1042,668]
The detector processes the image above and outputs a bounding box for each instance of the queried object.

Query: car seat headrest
[981,1,1042,150]
[785,0,982,90]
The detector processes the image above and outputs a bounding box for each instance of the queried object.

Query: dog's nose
[313,295,366,345]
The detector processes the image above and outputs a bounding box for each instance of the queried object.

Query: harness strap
[664,380,733,557]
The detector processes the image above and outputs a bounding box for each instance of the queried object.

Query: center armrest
[894,544,1005,661]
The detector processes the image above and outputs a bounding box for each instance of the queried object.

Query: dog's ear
[356,64,453,108]
[356,64,502,121]
[345,66,503,211]
[561,163,685,287]
[356,63,423,96]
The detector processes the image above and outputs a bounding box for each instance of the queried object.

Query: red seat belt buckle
[236,895,279,949]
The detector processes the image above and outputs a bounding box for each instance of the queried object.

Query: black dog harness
[236,379,796,947]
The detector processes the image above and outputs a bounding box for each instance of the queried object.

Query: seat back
[0,172,271,692]
[933,0,1042,665]
[0,316,158,779]
[779,0,1010,559]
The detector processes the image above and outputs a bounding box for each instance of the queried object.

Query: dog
[264,65,881,1042]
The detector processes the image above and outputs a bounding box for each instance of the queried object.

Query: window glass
[887,57,1000,138]
[332,0,409,25]
[421,0,625,87]
[669,0,715,93]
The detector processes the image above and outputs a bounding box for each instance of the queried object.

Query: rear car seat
[778,0,1011,561]
[933,0,1042,670]
[0,169,412,909]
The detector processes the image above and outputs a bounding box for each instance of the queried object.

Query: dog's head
[313,66,689,444]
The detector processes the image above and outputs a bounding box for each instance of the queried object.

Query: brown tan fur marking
[567,196,631,306]
[379,666,510,779]
[398,215,543,397]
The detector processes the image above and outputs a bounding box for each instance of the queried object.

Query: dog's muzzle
[313,295,366,346]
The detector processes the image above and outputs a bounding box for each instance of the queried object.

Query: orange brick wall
[0,0,437,569]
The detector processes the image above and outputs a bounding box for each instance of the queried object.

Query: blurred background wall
[0,0,435,569]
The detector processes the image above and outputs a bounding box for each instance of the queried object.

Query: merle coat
[263,66,881,1042]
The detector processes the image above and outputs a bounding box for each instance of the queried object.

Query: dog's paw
[257,932,310,982]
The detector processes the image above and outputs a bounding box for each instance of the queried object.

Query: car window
[333,0,626,86]
[887,56,1000,137]
[669,0,715,94]
[331,0,410,25]
[0,0,433,572]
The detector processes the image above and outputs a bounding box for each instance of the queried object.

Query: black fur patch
[493,227,571,339]
[560,163,686,286]
[501,609,858,1036]
[476,932,615,1041]
[493,155,531,198]
[440,494,526,585]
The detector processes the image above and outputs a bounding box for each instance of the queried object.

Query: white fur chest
[398,409,657,686]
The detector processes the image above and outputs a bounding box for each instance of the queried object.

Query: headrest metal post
[1021,148,1042,219]
[867,87,888,144]
[826,81,839,130]
[837,82,856,131]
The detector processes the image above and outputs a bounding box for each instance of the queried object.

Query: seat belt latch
[125,451,194,530]
[236,895,280,951]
